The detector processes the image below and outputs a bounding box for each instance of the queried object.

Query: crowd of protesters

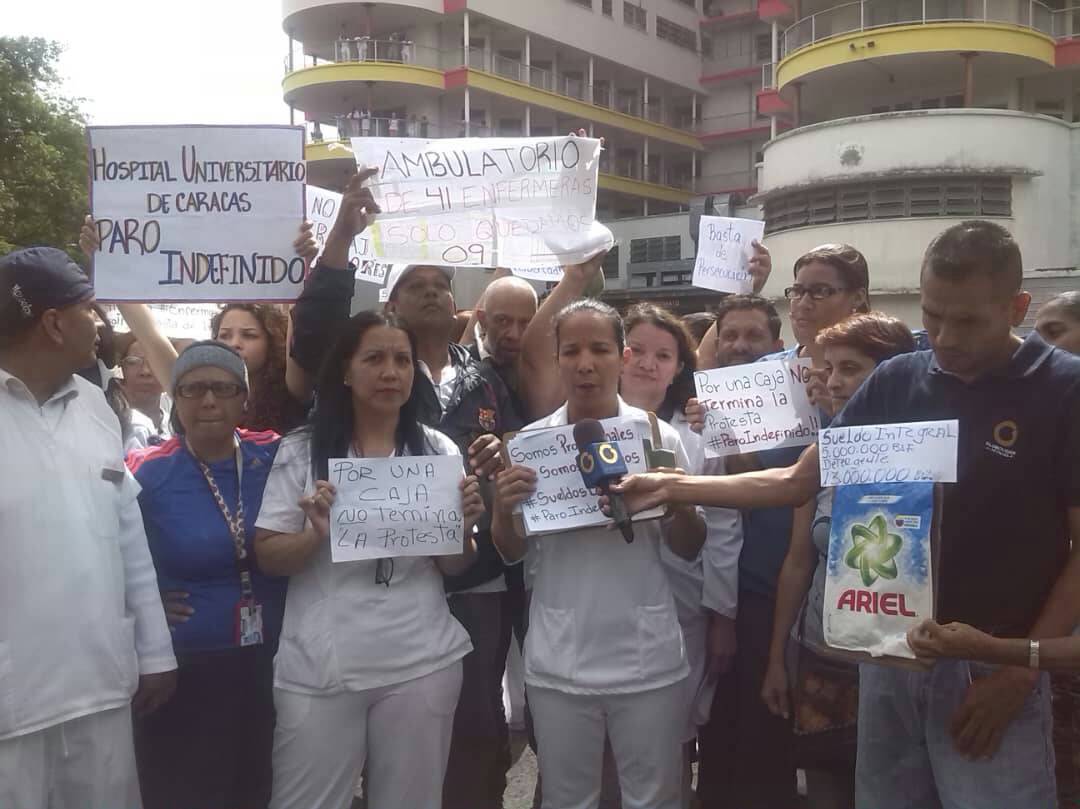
[1,158,1079,809]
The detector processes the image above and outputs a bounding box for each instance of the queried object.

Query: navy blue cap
[0,247,94,334]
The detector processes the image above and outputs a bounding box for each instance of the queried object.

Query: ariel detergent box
[823,481,936,661]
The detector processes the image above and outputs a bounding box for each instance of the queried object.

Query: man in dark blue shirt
[616,220,1080,809]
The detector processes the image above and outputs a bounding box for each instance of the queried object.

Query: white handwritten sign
[818,420,959,487]
[87,125,306,302]
[328,455,465,562]
[351,136,614,269]
[692,216,764,294]
[694,358,819,457]
[509,265,564,282]
[506,415,664,535]
[306,185,392,285]
[101,303,215,340]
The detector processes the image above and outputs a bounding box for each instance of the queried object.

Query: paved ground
[504,731,539,809]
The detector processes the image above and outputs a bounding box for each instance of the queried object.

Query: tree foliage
[0,37,87,258]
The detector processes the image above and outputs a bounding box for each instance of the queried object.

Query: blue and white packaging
[823,482,935,659]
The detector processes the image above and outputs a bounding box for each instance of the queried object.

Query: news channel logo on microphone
[576,441,629,490]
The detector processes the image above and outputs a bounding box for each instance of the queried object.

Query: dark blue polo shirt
[831,333,1080,636]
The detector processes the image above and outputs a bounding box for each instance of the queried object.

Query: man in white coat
[0,248,177,809]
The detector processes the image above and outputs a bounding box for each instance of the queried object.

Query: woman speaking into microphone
[491,299,705,809]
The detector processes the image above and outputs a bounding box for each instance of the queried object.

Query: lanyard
[192,434,254,599]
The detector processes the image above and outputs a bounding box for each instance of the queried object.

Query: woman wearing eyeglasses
[125,341,288,809]
[119,340,171,450]
[253,311,482,809]
[697,244,871,809]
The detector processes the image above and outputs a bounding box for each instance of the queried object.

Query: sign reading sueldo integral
[87,125,307,302]
[350,135,614,270]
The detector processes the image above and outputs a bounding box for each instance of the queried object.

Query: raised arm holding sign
[350,135,614,269]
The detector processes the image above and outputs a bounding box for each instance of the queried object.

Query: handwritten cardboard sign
[694,358,819,457]
[306,184,392,285]
[101,303,216,340]
[328,455,465,562]
[692,216,764,294]
[509,265,564,282]
[818,420,959,487]
[87,125,306,302]
[351,136,614,269]
[505,415,664,535]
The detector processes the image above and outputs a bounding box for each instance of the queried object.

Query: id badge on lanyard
[197,435,264,648]
[235,597,265,647]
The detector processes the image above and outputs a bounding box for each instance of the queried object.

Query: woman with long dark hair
[210,303,307,433]
[254,311,482,809]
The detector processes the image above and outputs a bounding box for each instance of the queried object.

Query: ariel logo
[845,514,902,587]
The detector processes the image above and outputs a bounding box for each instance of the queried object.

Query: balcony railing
[286,44,700,134]
[694,169,759,193]
[782,0,1058,57]
[694,110,772,134]
[762,62,776,89]
[331,116,440,139]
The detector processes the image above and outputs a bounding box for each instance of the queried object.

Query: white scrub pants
[269,661,463,809]
[529,680,685,809]
[0,706,141,809]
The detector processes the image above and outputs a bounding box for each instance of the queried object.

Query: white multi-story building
[281,0,1078,326]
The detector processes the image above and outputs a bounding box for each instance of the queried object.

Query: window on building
[624,3,648,31]
[602,246,621,278]
[944,94,964,108]
[755,33,772,62]
[657,16,698,50]
[629,235,682,263]
[602,0,613,15]
[673,0,697,7]
[568,0,593,8]
[701,35,713,57]
[764,177,1012,234]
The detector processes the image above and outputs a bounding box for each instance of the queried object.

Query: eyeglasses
[120,356,147,369]
[175,381,245,400]
[783,284,848,301]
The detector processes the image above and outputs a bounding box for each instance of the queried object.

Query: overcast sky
[9,0,291,126]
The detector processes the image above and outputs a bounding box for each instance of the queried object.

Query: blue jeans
[856,661,1056,809]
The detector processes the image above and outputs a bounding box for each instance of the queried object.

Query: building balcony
[283,43,703,151]
[776,0,1058,88]
[701,0,795,26]
[694,111,782,141]
[755,108,1073,299]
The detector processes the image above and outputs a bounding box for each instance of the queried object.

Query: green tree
[0,37,87,258]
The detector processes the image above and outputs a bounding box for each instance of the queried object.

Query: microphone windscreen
[572,418,607,450]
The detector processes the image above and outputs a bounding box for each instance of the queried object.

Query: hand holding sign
[328,455,465,562]
[692,216,766,294]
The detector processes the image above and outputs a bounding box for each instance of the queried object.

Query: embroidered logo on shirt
[985,420,1019,459]
[477,407,497,432]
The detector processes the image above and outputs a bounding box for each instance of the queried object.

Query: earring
[344,377,351,386]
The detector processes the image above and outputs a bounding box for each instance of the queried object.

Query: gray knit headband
[171,340,249,393]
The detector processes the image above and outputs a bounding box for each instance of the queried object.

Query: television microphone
[573,418,634,543]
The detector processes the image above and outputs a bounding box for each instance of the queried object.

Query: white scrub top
[256,426,472,695]
[521,399,694,695]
